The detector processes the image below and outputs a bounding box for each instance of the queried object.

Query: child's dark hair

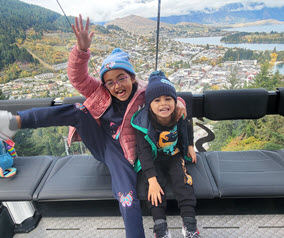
[128,72,138,87]
[128,71,136,79]
[149,103,177,127]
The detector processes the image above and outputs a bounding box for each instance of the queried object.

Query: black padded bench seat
[206,150,284,197]
[34,155,113,201]
[1,150,284,202]
[0,156,54,201]
[32,153,218,201]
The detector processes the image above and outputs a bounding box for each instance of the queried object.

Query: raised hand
[71,14,94,52]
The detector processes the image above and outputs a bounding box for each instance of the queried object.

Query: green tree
[14,126,87,157]
[0,89,8,100]
[224,66,241,89]
[249,62,284,90]
[202,83,211,91]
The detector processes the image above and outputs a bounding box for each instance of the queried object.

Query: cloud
[20,0,284,22]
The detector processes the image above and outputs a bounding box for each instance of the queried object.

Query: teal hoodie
[131,107,193,173]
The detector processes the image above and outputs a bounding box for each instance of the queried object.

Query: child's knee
[117,190,135,207]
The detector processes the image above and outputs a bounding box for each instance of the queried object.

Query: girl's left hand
[72,14,94,52]
[176,99,187,121]
[187,145,197,163]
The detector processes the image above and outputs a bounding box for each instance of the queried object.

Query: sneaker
[153,222,171,238]
[0,111,16,141]
[182,217,200,238]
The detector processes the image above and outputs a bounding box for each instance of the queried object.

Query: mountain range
[100,2,284,35]
[104,15,215,36]
[149,2,284,25]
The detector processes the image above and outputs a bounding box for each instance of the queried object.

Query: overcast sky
[21,0,284,22]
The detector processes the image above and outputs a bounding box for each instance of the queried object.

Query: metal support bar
[2,201,41,233]
[3,201,35,224]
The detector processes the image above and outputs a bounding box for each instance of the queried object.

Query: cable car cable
[155,0,161,71]
[56,0,72,28]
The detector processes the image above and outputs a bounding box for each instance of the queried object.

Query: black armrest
[0,98,54,115]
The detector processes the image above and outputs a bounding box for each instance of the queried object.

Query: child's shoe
[182,217,200,238]
[0,111,17,141]
[153,222,171,238]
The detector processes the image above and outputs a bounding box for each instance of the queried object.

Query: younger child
[131,71,200,238]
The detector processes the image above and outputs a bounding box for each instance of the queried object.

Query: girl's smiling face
[150,95,176,125]
[103,69,135,101]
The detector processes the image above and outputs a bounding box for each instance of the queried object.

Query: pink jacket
[67,46,147,165]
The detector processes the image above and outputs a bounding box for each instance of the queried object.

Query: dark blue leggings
[19,104,145,238]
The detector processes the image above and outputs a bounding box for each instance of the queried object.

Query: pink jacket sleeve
[67,45,101,98]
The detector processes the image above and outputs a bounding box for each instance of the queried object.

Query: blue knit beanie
[100,48,135,81]
[145,71,177,107]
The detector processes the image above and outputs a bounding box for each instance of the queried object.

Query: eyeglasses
[104,75,129,89]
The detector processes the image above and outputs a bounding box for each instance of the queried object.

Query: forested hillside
[222,48,284,63]
[221,32,284,44]
[0,0,73,79]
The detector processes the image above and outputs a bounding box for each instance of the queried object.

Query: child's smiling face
[103,69,135,101]
[150,95,176,124]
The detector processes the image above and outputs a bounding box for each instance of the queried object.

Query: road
[25,48,55,71]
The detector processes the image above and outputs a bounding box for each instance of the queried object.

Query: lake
[224,24,284,33]
[274,63,284,75]
[175,24,284,51]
